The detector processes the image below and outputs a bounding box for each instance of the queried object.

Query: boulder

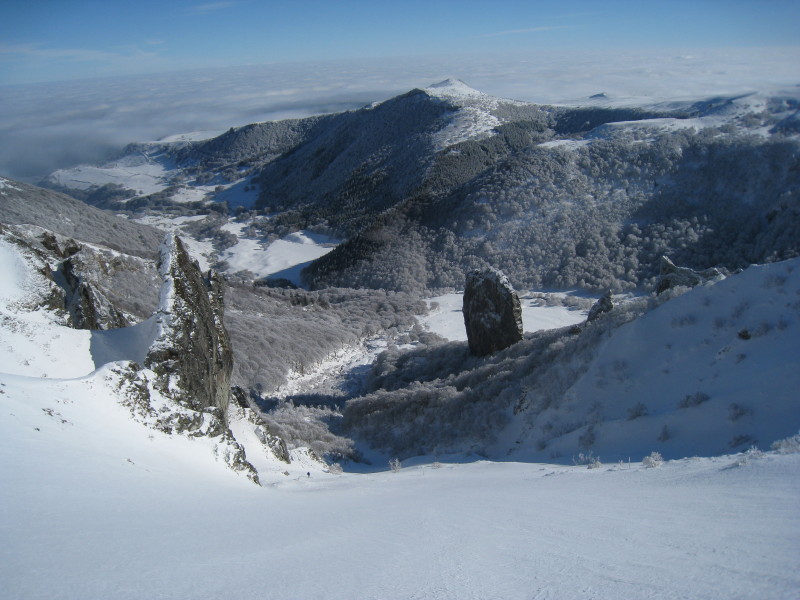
[655,256,724,294]
[587,290,614,321]
[463,268,523,356]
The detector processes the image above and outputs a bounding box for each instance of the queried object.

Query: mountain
[2,82,800,599]
[300,86,800,293]
[40,81,800,296]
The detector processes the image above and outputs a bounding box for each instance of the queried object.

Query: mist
[1,48,796,182]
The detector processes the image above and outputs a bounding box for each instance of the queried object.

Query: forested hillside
[304,90,800,293]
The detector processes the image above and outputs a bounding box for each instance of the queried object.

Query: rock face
[145,233,233,416]
[587,291,614,322]
[59,253,130,330]
[0,224,129,328]
[655,256,724,294]
[463,268,523,356]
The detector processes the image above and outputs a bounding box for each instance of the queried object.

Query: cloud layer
[1,48,797,181]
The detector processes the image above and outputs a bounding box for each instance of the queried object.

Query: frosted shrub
[389,458,402,473]
[771,431,800,454]
[642,451,663,468]
[731,445,764,467]
[627,402,648,420]
[587,456,603,469]
[328,462,343,475]
[574,452,602,468]
[678,392,710,409]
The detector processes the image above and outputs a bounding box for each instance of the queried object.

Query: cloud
[0,48,797,182]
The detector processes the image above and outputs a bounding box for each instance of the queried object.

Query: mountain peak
[424,78,486,100]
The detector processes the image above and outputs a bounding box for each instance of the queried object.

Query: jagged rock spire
[146,233,233,417]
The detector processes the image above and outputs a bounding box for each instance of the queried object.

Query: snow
[220,226,339,284]
[2,374,799,600]
[498,259,800,465]
[130,214,216,270]
[155,129,225,143]
[421,292,587,341]
[89,315,160,366]
[47,152,170,196]
[425,78,491,100]
[0,176,21,191]
[0,239,95,378]
[424,79,522,151]
[2,218,800,599]
[539,138,592,151]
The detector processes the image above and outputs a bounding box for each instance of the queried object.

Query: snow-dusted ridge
[423,78,521,150]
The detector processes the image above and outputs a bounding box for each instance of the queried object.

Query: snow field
[0,239,96,378]
[219,224,339,284]
[2,379,798,600]
[48,154,169,196]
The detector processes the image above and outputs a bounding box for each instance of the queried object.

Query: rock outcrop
[145,233,233,416]
[59,253,130,330]
[655,256,724,295]
[463,268,523,356]
[128,233,259,483]
[587,291,614,322]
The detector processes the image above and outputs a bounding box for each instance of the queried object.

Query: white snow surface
[425,79,507,151]
[47,151,170,196]
[220,225,339,284]
[496,258,800,465]
[2,374,799,600]
[0,176,21,191]
[0,239,95,378]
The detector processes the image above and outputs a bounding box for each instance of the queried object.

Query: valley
[1,77,799,599]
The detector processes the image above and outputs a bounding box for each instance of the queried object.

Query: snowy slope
[2,211,800,599]
[0,237,95,378]
[2,400,798,600]
[510,258,800,463]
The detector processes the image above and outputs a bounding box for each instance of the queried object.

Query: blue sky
[1,0,799,84]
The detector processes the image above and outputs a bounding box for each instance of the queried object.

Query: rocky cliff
[145,233,233,416]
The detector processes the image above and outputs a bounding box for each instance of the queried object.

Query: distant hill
[0,176,162,259]
[37,81,800,295]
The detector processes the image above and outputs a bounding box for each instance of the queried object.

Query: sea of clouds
[0,47,797,182]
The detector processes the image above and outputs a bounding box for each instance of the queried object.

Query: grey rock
[145,233,234,417]
[587,290,614,322]
[58,253,130,330]
[462,268,523,356]
[655,256,724,295]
